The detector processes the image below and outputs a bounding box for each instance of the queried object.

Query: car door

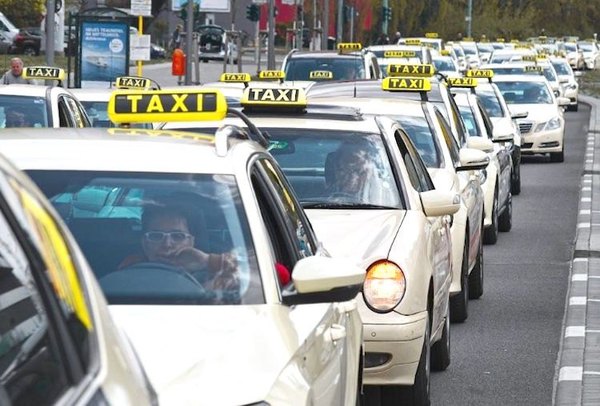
[250,155,354,405]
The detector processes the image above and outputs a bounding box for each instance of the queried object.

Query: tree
[0,0,45,27]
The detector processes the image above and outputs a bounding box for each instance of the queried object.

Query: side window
[257,158,317,258]
[478,103,494,139]
[395,130,434,192]
[64,96,90,128]
[448,97,468,146]
[57,97,74,127]
[434,110,461,166]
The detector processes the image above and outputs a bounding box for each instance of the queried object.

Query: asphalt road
[430,105,590,405]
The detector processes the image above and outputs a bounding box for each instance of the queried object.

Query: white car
[163,84,460,405]
[309,94,488,323]
[494,74,569,162]
[366,44,433,74]
[432,55,461,76]
[577,41,600,69]
[0,88,365,406]
[0,67,90,128]
[0,150,157,405]
[551,57,579,111]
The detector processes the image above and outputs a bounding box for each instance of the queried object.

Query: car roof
[69,87,113,101]
[287,51,365,59]
[493,74,548,82]
[309,96,425,117]
[0,84,54,96]
[307,79,445,102]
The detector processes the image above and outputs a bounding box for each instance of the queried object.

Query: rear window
[0,95,48,128]
[284,57,366,81]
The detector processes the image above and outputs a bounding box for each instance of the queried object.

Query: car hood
[306,209,405,263]
[507,104,561,122]
[110,305,313,405]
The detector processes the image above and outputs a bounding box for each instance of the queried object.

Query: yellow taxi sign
[524,65,543,73]
[384,50,417,58]
[337,42,362,53]
[108,89,228,124]
[309,70,333,80]
[462,37,474,42]
[387,64,435,77]
[447,77,478,87]
[404,38,421,45]
[382,77,431,92]
[510,39,520,43]
[440,49,451,56]
[258,70,286,80]
[23,66,65,81]
[466,69,494,78]
[425,32,438,39]
[522,55,537,62]
[115,76,152,89]
[496,37,505,42]
[220,72,252,83]
[241,87,307,107]
[536,54,548,60]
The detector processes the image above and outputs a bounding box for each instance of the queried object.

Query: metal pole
[466,0,473,38]
[382,0,388,36]
[312,0,317,50]
[193,32,200,84]
[267,0,275,69]
[350,6,354,43]
[237,33,243,72]
[336,0,343,43]
[322,0,329,50]
[45,0,55,65]
[185,0,194,85]
[254,20,260,63]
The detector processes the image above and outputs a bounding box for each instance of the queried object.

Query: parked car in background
[0,31,12,54]
[151,42,166,59]
[9,27,41,56]
[195,24,239,64]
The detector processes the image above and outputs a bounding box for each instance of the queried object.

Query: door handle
[335,300,357,314]
[326,324,347,342]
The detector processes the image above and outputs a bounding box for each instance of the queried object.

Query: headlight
[534,116,561,132]
[363,260,406,313]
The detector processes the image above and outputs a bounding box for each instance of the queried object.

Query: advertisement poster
[80,21,129,88]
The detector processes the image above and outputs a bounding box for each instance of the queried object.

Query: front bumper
[360,303,428,386]
[563,87,579,106]
[520,126,564,154]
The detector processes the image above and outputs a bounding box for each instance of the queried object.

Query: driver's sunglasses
[144,231,192,243]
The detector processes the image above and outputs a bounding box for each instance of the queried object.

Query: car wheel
[383,312,431,406]
[498,192,512,232]
[431,300,451,371]
[511,161,521,195]
[450,233,469,323]
[469,222,484,299]
[24,46,36,56]
[483,186,499,245]
[550,148,565,162]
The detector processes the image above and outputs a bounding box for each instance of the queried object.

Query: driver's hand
[169,247,210,271]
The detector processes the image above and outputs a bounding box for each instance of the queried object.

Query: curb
[554,95,600,406]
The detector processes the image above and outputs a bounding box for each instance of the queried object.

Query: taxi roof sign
[23,66,65,81]
[309,70,333,80]
[384,50,417,58]
[404,38,422,45]
[440,49,451,56]
[524,65,543,73]
[108,89,228,124]
[241,87,307,108]
[258,70,286,80]
[337,42,362,53]
[382,77,431,92]
[387,64,435,78]
[522,55,537,62]
[466,69,494,79]
[220,73,252,83]
[115,76,153,89]
[447,77,478,88]
[425,32,439,39]
[496,37,505,42]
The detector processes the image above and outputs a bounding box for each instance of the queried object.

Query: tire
[483,187,499,245]
[383,313,431,406]
[469,223,484,299]
[498,192,512,232]
[431,301,451,371]
[550,148,564,162]
[450,233,469,323]
[511,162,521,195]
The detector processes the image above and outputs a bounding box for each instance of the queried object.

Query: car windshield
[496,81,553,104]
[284,57,366,80]
[433,58,457,72]
[551,61,573,75]
[564,43,577,52]
[80,101,152,129]
[475,89,505,117]
[0,95,48,128]
[266,129,403,208]
[542,66,557,82]
[394,115,443,168]
[579,43,594,52]
[27,171,263,306]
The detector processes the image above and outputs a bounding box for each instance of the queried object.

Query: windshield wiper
[302,202,397,209]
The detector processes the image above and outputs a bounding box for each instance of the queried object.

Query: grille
[522,142,534,149]
[519,122,533,134]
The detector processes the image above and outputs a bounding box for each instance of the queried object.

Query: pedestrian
[392,31,401,44]
[376,33,389,45]
[172,24,183,51]
[1,58,33,85]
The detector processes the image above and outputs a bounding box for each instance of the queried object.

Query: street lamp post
[466,0,472,38]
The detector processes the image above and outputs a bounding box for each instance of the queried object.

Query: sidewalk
[554,95,600,405]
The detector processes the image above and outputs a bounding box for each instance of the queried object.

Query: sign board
[80,21,129,88]
[131,0,152,16]
[130,34,151,61]
[172,0,230,12]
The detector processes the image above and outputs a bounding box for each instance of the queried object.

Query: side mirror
[511,110,528,120]
[557,96,571,106]
[467,136,494,153]
[282,256,364,306]
[559,78,570,84]
[420,190,461,217]
[492,127,514,142]
[575,71,584,77]
[457,147,490,171]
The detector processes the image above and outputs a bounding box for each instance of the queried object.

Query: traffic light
[382,6,392,22]
[246,4,260,22]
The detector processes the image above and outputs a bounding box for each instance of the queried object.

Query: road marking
[582,197,592,202]
[570,296,587,305]
[589,275,600,278]
[578,223,590,228]
[579,210,591,214]
[586,329,600,333]
[588,299,600,302]
[584,371,600,376]
[574,258,589,262]
[583,187,592,191]
[559,367,583,381]
[572,274,588,281]
[565,326,586,337]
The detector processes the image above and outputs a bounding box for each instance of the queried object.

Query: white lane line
[578,223,590,228]
[588,275,600,278]
[586,329,600,333]
[582,197,592,202]
[559,367,583,381]
[584,371,600,376]
[570,297,587,305]
[580,210,591,215]
[583,187,592,191]
[588,299,600,302]
[565,326,586,337]
[572,274,588,281]
[574,258,589,262]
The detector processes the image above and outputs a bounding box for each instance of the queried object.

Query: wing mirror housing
[557,96,571,106]
[457,147,490,171]
[420,190,461,217]
[492,128,514,142]
[466,136,494,153]
[511,110,528,120]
